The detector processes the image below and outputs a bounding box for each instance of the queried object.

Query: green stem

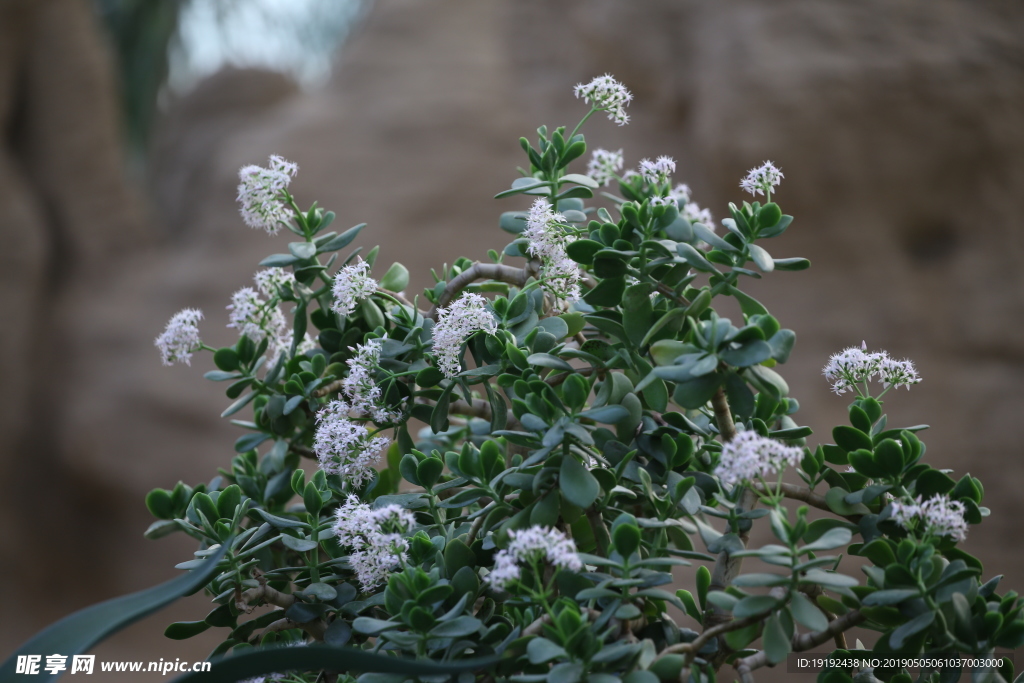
[308,517,321,584]
[570,107,598,140]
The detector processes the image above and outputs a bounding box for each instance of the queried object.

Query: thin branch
[312,379,344,398]
[375,286,422,315]
[752,482,829,512]
[416,396,521,430]
[236,579,296,612]
[523,608,597,637]
[706,389,756,634]
[544,365,598,386]
[710,387,737,442]
[263,616,327,641]
[290,444,316,460]
[429,262,533,319]
[733,610,865,680]
[466,513,486,546]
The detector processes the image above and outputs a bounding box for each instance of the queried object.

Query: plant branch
[429,262,535,319]
[752,482,829,512]
[710,387,737,442]
[263,616,327,641]
[236,580,296,612]
[655,588,787,664]
[733,610,865,680]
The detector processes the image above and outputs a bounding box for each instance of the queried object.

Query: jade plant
[7,74,1018,683]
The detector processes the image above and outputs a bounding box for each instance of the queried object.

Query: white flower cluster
[668,183,692,204]
[155,309,204,366]
[253,268,295,298]
[822,342,922,395]
[574,74,633,125]
[487,526,583,590]
[681,201,714,228]
[432,293,498,379]
[524,198,583,303]
[313,400,390,488]
[890,494,968,542]
[739,161,784,197]
[714,430,804,487]
[236,155,298,235]
[342,337,399,423]
[333,495,416,590]
[332,260,378,317]
[227,286,287,344]
[639,156,676,187]
[586,148,624,186]
[268,330,317,362]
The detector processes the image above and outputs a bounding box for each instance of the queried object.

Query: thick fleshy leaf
[0,545,229,682]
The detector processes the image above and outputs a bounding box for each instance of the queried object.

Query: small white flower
[587,148,624,186]
[714,430,804,487]
[268,330,317,362]
[739,161,784,197]
[639,156,676,186]
[155,308,204,366]
[681,201,714,228]
[236,155,298,235]
[343,337,400,423]
[432,293,498,379]
[227,287,287,344]
[333,496,416,590]
[487,526,582,590]
[574,74,633,125]
[524,198,582,303]
[878,356,921,391]
[621,169,642,184]
[668,183,692,204]
[313,400,390,488]
[332,260,378,317]
[890,495,968,542]
[823,344,921,395]
[253,268,295,298]
[650,196,675,208]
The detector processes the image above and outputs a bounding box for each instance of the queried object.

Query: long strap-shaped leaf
[172,645,500,682]
[0,544,230,681]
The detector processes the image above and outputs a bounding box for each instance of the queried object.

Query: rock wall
[3,0,1024,678]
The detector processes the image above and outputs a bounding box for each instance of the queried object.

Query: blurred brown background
[2,0,1023,680]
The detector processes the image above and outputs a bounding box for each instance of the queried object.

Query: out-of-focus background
[2,0,1023,680]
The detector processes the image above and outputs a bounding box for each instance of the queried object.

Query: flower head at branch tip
[236,155,298,235]
[486,526,583,590]
[524,198,583,303]
[333,496,416,590]
[313,400,390,488]
[638,155,676,187]
[587,148,624,186]
[714,430,804,488]
[332,259,378,317]
[890,494,968,542]
[574,74,633,125]
[155,308,204,366]
[739,161,784,197]
[343,336,401,423]
[253,268,295,298]
[823,344,921,394]
[668,183,692,204]
[879,356,921,390]
[227,286,286,344]
[432,293,499,379]
[268,330,316,364]
[681,201,715,231]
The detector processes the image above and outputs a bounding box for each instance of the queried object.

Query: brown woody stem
[733,610,865,680]
[429,262,534,319]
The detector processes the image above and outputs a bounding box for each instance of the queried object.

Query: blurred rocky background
[1,0,1023,680]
